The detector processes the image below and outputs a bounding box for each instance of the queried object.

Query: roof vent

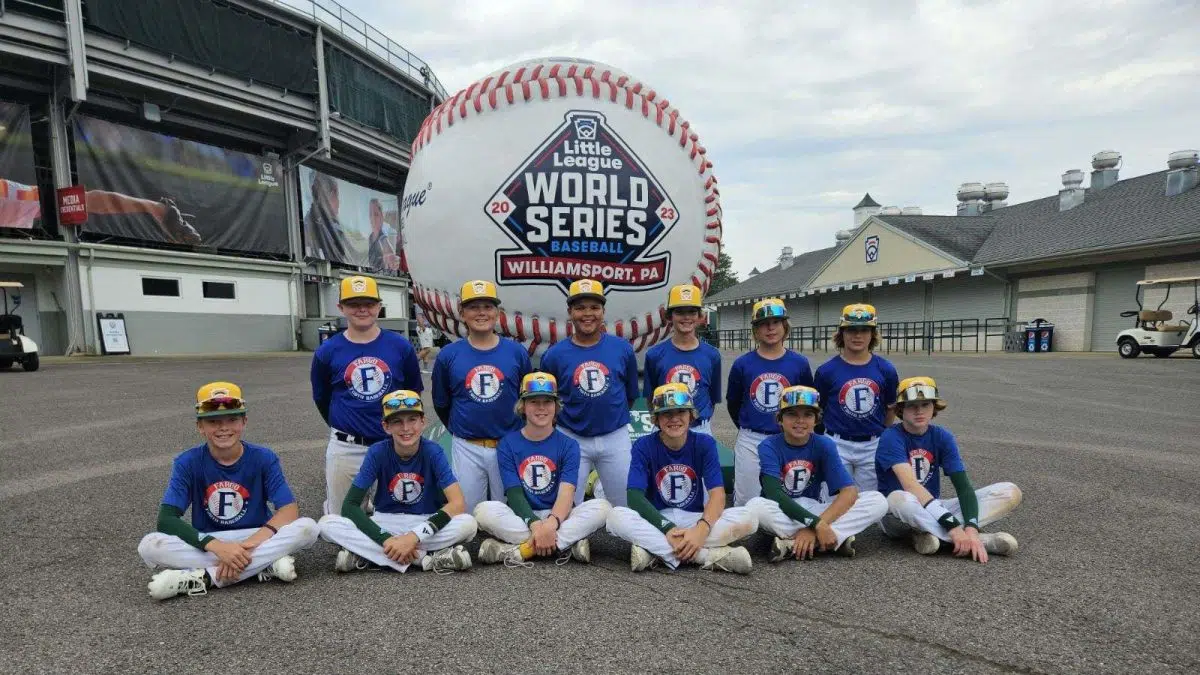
[956,182,985,216]
[879,206,902,216]
[1166,150,1199,197]
[1090,150,1121,191]
[835,229,853,242]
[1167,149,1198,170]
[900,206,923,215]
[778,246,794,270]
[979,183,1008,212]
[1060,169,1085,211]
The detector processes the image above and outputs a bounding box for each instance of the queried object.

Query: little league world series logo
[486,111,679,295]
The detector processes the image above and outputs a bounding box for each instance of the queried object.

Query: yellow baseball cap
[340,275,381,302]
[651,382,695,414]
[895,376,946,410]
[840,303,877,327]
[751,298,787,324]
[382,390,424,421]
[195,381,247,418]
[519,372,558,399]
[667,284,703,311]
[460,280,501,306]
[567,278,606,305]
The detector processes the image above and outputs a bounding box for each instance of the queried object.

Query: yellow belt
[464,438,500,449]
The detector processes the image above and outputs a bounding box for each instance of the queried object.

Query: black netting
[326,46,431,144]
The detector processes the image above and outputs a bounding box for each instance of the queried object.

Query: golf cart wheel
[1193,342,1200,359]
[21,353,38,372]
[0,358,11,369]
[1117,338,1140,359]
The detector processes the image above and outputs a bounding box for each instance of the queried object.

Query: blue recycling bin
[317,321,339,345]
[1024,319,1054,353]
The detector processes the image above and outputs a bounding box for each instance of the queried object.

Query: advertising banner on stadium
[72,115,287,253]
[0,101,42,230]
[299,165,405,275]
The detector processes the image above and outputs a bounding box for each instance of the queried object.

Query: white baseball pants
[733,429,770,506]
[318,512,478,573]
[829,434,880,492]
[747,491,887,549]
[605,506,758,569]
[882,482,1023,542]
[473,499,612,550]
[323,430,377,516]
[137,518,319,588]
[451,436,505,513]
[558,427,631,508]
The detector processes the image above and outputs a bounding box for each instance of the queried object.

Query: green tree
[708,250,739,295]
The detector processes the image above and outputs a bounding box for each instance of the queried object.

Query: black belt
[334,430,378,447]
[833,433,877,443]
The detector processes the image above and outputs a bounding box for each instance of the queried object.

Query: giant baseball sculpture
[402,57,723,354]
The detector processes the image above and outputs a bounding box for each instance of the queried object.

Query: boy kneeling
[748,385,887,561]
[473,372,612,566]
[138,382,318,600]
[606,384,758,573]
[318,390,477,573]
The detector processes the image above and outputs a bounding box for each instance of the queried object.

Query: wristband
[923,499,952,523]
[264,523,278,534]
[413,520,437,543]
[549,514,562,529]
[698,517,712,531]
[806,516,822,530]
[938,513,963,530]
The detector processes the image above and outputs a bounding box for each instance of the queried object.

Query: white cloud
[337,0,1200,278]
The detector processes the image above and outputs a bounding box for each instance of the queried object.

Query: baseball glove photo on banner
[402,57,723,354]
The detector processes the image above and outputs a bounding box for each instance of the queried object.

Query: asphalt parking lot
[1,349,1197,674]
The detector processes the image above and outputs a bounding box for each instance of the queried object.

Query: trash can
[1024,319,1054,353]
[317,321,339,345]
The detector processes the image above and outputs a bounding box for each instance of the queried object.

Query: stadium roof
[707,246,837,303]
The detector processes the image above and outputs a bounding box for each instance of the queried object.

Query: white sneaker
[424,545,472,574]
[334,548,372,572]
[478,538,528,566]
[980,532,1019,556]
[912,532,941,555]
[835,535,857,558]
[630,545,657,572]
[257,555,297,583]
[569,538,591,564]
[769,537,794,563]
[700,546,752,575]
[147,569,208,601]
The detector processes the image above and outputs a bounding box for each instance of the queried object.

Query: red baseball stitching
[411,63,722,353]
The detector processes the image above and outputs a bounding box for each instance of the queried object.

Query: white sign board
[98,315,130,355]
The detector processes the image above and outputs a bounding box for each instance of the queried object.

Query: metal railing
[714,317,1013,355]
[264,0,449,99]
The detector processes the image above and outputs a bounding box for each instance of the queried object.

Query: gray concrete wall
[37,311,67,356]
[99,312,294,355]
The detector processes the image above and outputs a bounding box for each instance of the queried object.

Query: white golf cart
[0,281,40,371]
[1115,276,1200,359]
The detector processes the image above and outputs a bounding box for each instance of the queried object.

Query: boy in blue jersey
[540,279,639,508]
[318,390,477,573]
[606,384,758,573]
[726,298,814,506]
[643,284,722,435]
[432,280,532,511]
[311,275,423,516]
[747,386,886,561]
[815,304,899,492]
[876,377,1022,563]
[473,372,612,566]
[138,382,319,601]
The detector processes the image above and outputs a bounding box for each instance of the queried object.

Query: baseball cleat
[424,545,472,574]
[769,537,794,563]
[148,568,209,601]
[570,538,591,564]
[700,546,753,575]
[630,545,656,572]
[334,548,372,572]
[980,532,1019,556]
[879,514,912,539]
[479,538,526,566]
[257,555,297,583]
[835,535,857,558]
[912,532,941,555]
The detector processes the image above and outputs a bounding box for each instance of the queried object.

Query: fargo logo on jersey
[204,481,251,526]
[781,459,815,497]
[486,111,678,294]
[655,463,699,507]
[750,373,790,413]
[665,364,701,394]
[573,360,611,398]
[839,378,881,419]
[908,448,935,484]
[466,365,505,404]
[518,454,559,495]
[388,472,425,504]
[343,357,392,402]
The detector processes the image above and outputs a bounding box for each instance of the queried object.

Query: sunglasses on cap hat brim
[780,389,820,410]
[753,304,787,322]
[521,378,558,399]
[196,396,246,417]
[652,390,694,412]
[383,395,423,416]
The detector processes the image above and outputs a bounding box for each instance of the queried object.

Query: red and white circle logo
[519,455,558,495]
[908,448,935,484]
[573,360,611,397]
[750,373,790,413]
[388,472,426,504]
[839,378,881,418]
[466,364,505,403]
[655,463,699,507]
[781,459,815,497]
[344,357,392,402]
[204,481,251,525]
[666,364,701,394]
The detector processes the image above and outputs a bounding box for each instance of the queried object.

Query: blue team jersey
[814,354,899,438]
[497,429,582,510]
[628,431,724,512]
[642,339,723,423]
[310,330,423,442]
[726,350,814,434]
[352,437,458,515]
[757,433,853,500]
[875,424,966,499]
[161,443,296,532]
[540,333,638,437]
[432,337,532,439]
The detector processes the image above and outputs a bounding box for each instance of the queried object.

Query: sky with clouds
[335,0,1200,279]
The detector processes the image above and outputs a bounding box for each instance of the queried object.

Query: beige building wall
[1142,259,1200,325]
[810,221,960,287]
[1016,272,1095,351]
